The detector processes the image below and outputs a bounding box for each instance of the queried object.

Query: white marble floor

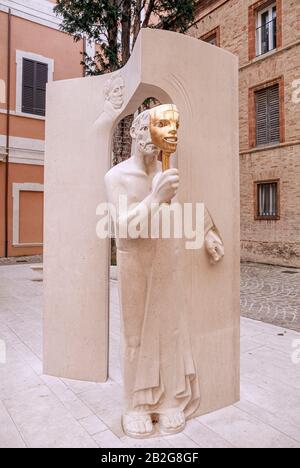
[0,264,299,448]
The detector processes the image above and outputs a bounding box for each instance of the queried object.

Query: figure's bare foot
[122,412,154,439]
[159,409,185,434]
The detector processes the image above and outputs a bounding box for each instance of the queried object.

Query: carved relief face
[105,76,125,110]
[150,104,179,154]
[131,111,160,158]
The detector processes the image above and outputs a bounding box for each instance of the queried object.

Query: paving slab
[0,264,299,448]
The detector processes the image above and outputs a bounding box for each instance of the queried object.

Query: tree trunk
[142,0,156,28]
[107,0,119,71]
[121,0,131,65]
[132,0,142,48]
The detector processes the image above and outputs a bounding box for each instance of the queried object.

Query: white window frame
[256,3,277,57]
[0,79,6,104]
[12,183,44,247]
[16,50,54,119]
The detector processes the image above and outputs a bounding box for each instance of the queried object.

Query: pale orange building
[0,0,84,257]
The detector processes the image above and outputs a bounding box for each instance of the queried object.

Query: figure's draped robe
[117,209,214,418]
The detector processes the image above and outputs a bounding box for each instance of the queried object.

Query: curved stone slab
[44,29,240,416]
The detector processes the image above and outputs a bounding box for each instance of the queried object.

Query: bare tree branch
[121,0,131,64]
[132,0,142,49]
[142,0,156,28]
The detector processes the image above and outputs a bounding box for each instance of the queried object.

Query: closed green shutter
[255,84,280,146]
[22,59,48,116]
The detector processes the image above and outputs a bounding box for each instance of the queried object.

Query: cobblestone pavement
[0,255,42,266]
[241,262,300,333]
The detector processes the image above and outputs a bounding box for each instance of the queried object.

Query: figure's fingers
[168,175,179,183]
[129,421,137,433]
[175,414,182,427]
[206,244,215,254]
[165,168,179,175]
[210,246,224,264]
[212,253,219,262]
[145,420,153,433]
[215,244,225,258]
[137,421,146,434]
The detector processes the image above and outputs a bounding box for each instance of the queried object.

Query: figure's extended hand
[151,169,179,204]
[205,229,224,264]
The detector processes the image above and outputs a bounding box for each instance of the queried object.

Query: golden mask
[150,104,179,171]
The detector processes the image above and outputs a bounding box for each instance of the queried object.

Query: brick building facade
[188,0,300,267]
[1,0,299,267]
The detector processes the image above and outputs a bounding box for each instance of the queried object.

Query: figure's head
[149,104,179,154]
[104,75,125,110]
[130,110,160,158]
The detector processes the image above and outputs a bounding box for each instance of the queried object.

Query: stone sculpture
[105,104,224,438]
[44,29,240,434]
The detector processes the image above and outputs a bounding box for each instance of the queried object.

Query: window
[249,77,284,148]
[16,50,54,118]
[205,33,217,46]
[255,84,280,146]
[255,181,279,220]
[12,183,44,247]
[256,3,277,56]
[22,59,48,116]
[248,0,282,61]
[200,27,220,47]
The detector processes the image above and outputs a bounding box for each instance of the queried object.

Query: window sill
[0,109,46,121]
[255,142,280,149]
[254,48,278,62]
[12,243,43,248]
[240,140,300,155]
[15,111,46,121]
[255,216,280,221]
[241,39,300,71]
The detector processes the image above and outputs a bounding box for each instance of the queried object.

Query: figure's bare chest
[123,173,155,204]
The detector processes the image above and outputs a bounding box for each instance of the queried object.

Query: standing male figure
[105,104,224,438]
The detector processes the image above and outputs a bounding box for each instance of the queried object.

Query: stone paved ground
[1,258,298,331]
[0,264,300,448]
[241,262,300,333]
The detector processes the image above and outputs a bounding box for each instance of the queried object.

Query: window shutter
[22,59,35,114]
[268,84,280,143]
[255,84,280,146]
[22,59,48,116]
[255,88,268,146]
[35,62,48,116]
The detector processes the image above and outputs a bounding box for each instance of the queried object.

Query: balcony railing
[256,18,277,57]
